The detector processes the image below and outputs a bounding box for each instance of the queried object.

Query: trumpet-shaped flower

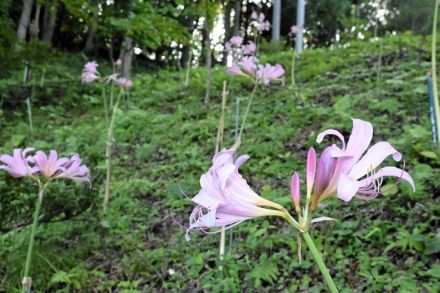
[0,148,36,178]
[33,151,90,183]
[186,147,285,240]
[314,119,415,203]
[256,64,285,85]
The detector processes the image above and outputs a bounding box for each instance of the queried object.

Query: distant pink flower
[251,11,258,20]
[256,64,284,85]
[0,148,36,178]
[115,59,122,66]
[185,147,285,240]
[229,36,243,47]
[81,61,99,84]
[243,41,257,55]
[116,77,133,88]
[314,119,415,203]
[84,61,98,74]
[33,151,90,183]
[257,20,271,32]
[290,25,298,34]
[238,56,258,75]
[227,63,243,76]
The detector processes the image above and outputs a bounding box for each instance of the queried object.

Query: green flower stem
[291,50,296,86]
[103,90,123,211]
[236,82,259,145]
[431,0,440,145]
[102,86,109,127]
[302,232,339,293]
[22,184,46,293]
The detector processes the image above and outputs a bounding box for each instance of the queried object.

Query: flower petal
[348,142,402,179]
[358,166,416,192]
[337,173,362,202]
[345,119,373,161]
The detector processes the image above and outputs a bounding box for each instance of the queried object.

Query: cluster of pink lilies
[225,35,284,85]
[185,119,415,239]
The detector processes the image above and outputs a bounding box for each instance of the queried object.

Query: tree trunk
[204,14,212,108]
[119,37,134,78]
[232,0,241,36]
[295,0,305,53]
[42,0,58,43]
[83,11,98,53]
[271,0,281,42]
[29,4,41,41]
[16,0,35,42]
[180,15,194,68]
[222,1,232,65]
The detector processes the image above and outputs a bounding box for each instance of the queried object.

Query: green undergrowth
[0,32,439,292]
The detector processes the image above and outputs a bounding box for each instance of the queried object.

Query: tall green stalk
[236,82,259,145]
[302,232,339,293]
[431,0,440,145]
[216,82,228,270]
[22,184,46,293]
[103,90,123,211]
[284,211,338,292]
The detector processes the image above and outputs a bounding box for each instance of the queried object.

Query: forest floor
[0,32,439,292]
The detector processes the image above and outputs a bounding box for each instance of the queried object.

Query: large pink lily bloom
[33,151,90,183]
[314,119,415,203]
[0,148,36,178]
[186,147,285,240]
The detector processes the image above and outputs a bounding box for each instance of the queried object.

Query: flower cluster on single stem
[81,60,133,89]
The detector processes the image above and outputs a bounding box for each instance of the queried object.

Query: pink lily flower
[81,61,99,84]
[33,151,90,183]
[251,11,258,20]
[238,56,258,75]
[243,41,257,55]
[229,36,243,47]
[226,63,243,76]
[0,148,36,178]
[185,147,285,240]
[290,25,298,34]
[116,77,133,88]
[257,20,271,32]
[84,61,98,73]
[256,64,285,85]
[314,119,415,203]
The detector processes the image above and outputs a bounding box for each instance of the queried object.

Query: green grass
[0,32,439,292]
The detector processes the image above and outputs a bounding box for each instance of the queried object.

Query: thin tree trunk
[83,11,98,53]
[16,0,35,43]
[29,4,41,41]
[232,0,241,36]
[222,1,232,65]
[42,0,58,43]
[119,37,134,78]
[295,0,305,53]
[271,0,281,42]
[180,16,194,68]
[204,8,212,108]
